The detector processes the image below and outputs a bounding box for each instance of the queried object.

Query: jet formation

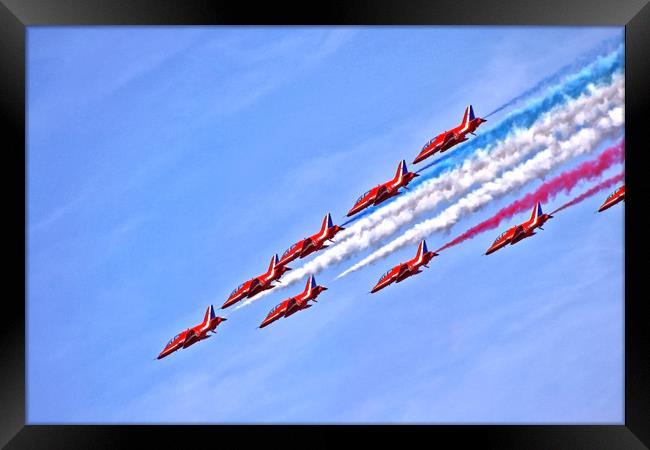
[157,102,623,359]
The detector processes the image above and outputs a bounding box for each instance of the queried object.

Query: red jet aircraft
[278,213,345,267]
[598,185,625,212]
[222,254,291,309]
[157,305,227,360]
[370,240,438,293]
[259,275,327,328]
[347,160,419,217]
[485,202,553,255]
[413,105,486,164]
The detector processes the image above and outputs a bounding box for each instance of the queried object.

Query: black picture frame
[2,0,648,448]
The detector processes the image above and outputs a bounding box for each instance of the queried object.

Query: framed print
[3,0,649,448]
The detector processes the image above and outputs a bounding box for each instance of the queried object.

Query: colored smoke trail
[338,104,624,278]
[239,74,624,306]
[337,43,623,221]
[551,173,625,215]
[336,74,623,246]
[435,140,625,253]
[483,36,623,119]
[235,48,624,309]
[409,44,623,186]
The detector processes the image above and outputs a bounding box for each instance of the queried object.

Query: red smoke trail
[435,139,624,253]
[550,172,624,215]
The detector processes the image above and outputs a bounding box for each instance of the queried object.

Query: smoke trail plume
[338,76,623,242]
[340,43,623,227]
[435,141,624,253]
[551,173,625,215]
[338,100,624,277]
[332,48,624,242]
[235,54,624,309]
[409,45,623,186]
[484,38,622,119]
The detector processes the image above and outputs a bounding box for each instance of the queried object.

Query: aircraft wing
[511,225,525,241]
[182,329,197,346]
[285,298,298,313]
[442,131,455,144]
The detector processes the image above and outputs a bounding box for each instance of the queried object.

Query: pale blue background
[27,26,624,423]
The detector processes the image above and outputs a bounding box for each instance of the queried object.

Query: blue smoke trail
[341,207,374,227]
[410,44,623,187]
[484,36,623,119]
[338,45,623,221]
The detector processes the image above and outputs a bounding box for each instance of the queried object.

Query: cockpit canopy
[493,230,508,244]
[378,269,392,282]
[422,136,437,150]
[282,243,299,258]
[607,188,622,200]
[268,303,283,315]
[356,190,372,204]
[166,333,181,347]
[230,283,245,297]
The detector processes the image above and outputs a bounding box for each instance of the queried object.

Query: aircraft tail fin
[305,274,317,295]
[461,105,475,127]
[320,213,334,234]
[415,239,428,262]
[267,254,279,276]
[203,305,216,325]
[393,159,408,183]
[530,201,543,222]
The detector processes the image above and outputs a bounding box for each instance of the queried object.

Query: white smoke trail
[339,90,624,277]
[338,75,624,242]
[237,74,623,308]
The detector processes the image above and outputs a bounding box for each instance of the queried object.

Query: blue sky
[27,26,624,423]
